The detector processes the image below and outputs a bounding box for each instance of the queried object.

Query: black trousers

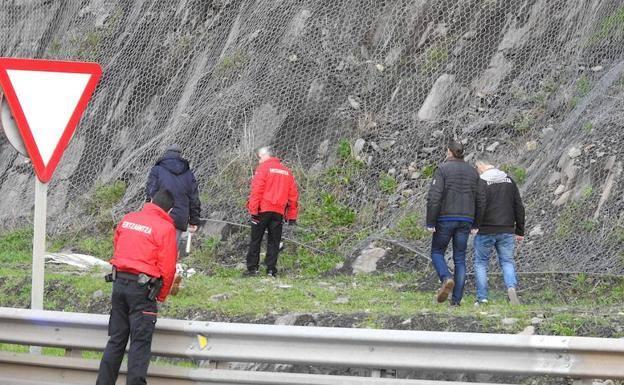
[96,278,158,385]
[246,212,283,273]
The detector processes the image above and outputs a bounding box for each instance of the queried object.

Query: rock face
[418,74,456,121]
[1,0,624,274]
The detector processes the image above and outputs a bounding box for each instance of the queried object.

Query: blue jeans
[430,221,471,304]
[473,233,517,301]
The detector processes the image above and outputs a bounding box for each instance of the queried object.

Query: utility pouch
[104,266,117,283]
[137,273,151,287]
[147,278,163,301]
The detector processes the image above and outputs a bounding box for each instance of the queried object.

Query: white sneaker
[474,299,488,307]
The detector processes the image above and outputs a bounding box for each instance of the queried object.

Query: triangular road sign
[0,58,102,182]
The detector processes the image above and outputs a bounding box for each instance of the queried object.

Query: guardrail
[0,307,622,384]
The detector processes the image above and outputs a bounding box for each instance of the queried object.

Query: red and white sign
[0,58,102,182]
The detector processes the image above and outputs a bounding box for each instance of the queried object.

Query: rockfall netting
[1,0,623,274]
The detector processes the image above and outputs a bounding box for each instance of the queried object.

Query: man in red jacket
[245,146,298,277]
[96,189,177,385]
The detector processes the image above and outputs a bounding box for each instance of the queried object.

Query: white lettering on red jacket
[121,221,153,235]
[269,168,289,176]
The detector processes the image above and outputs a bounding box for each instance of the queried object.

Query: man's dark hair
[152,189,174,212]
[448,139,465,159]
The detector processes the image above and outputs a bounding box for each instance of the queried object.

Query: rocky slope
[1,0,623,274]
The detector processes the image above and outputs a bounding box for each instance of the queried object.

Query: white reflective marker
[6,69,91,166]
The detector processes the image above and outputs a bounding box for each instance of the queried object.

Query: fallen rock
[410,172,421,180]
[548,172,561,185]
[333,296,349,304]
[502,318,519,327]
[568,147,582,159]
[553,190,572,206]
[529,225,544,237]
[591,65,603,72]
[486,141,500,152]
[542,125,555,136]
[375,63,385,72]
[353,138,365,156]
[518,326,535,335]
[352,247,387,274]
[525,141,538,151]
[531,317,544,325]
[275,313,299,325]
[554,184,566,195]
[210,293,230,302]
[380,140,395,150]
[347,95,360,110]
[317,139,330,157]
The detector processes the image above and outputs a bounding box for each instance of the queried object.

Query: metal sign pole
[29,178,47,355]
[31,178,47,311]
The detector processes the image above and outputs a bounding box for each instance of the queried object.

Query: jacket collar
[262,157,281,165]
[142,202,174,224]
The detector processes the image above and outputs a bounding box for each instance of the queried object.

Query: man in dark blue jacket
[146,145,201,243]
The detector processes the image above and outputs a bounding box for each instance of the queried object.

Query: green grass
[422,164,436,179]
[501,164,527,185]
[91,181,126,211]
[388,212,428,241]
[0,234,623,338]
[582,122,593,133]
[511,112,535,134]
[216,50,248,74]
[337,138,352,160]
[423,43,449,72]
[576,75,591,97]
[587,6,624,46]
[378,173,397,194]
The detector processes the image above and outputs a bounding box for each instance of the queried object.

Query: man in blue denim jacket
[473,159,525,306]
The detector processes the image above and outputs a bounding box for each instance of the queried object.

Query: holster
[147,278,163,301]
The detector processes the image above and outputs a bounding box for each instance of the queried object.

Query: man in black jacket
[146,144,201,245]
[426,140,485,306]
[473,159,525,306]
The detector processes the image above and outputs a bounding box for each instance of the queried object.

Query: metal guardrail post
[200,360,229,369]
[371,369,396,378]
[64,348,82,358]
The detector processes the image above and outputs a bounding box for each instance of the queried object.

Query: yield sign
[0,58,102,182]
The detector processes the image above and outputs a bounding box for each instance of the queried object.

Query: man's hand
[471,228,479,235]
[187,224,198,233]
[515,235,524,242]
[426,227,436,233]
[250,215,261,225]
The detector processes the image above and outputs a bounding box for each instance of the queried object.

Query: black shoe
[267,270,277,278]
[242,270,259,278]
[450,301,461,307]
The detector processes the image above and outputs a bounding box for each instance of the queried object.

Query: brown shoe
[507,287,520,305]
[436,279,455,303]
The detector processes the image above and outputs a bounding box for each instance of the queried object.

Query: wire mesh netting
[0,0,623,274]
